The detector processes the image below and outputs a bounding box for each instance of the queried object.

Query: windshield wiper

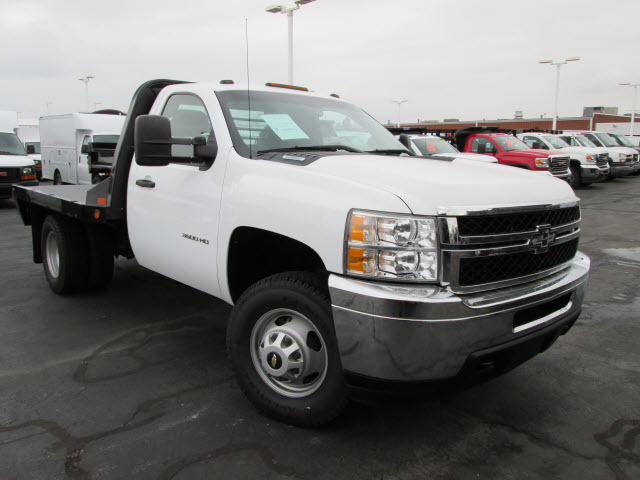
[365,149,414,156]
[256,145,362,155]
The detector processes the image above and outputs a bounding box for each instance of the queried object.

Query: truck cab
[13,79,590,427]
[452,127,571,181]
[517,132,609,187]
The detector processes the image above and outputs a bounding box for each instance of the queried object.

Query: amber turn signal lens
[347,247,364,272]
[349,215,364,242]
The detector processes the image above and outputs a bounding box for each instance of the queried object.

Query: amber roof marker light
[265,82,309,92]
[265,0,318,85]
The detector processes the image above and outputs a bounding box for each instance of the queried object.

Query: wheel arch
[226,226,328,303]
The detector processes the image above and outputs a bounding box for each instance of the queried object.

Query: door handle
[135,179,156,188]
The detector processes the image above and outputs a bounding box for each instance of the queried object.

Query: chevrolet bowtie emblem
[270,354,277,368]
[531,224,555,254]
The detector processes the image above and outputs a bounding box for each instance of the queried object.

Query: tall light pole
[78,74,95,111]
[539,57,580,130]
[392,99,408,127]
[619,82,639,137]
[266,0,316,85]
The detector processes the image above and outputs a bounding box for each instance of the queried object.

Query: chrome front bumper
[580,165,608,183]
[330,252,590,382]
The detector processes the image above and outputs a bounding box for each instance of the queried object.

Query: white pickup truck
[516,131,609,187]
[14,79,590,426]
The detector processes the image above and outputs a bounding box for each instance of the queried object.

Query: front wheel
[227,272,347,427]
[568,164,581,188]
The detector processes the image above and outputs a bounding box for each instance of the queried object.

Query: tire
[41,215,89,294]
[227,272,348,427]
[53,170,62,185]
[85,225,115,289]
[568,163,581,188]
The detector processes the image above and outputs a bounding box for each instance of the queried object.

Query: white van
[40,113,125,184]
[0,111,37,199]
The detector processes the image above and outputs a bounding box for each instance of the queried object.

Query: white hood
[307,154,576,216]
[559,146,601,156]
[435,152,498,163]
[0,154,34,168]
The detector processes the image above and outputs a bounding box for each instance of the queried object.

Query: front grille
[0,168,19,183]
[457,206,580,236]
[596,154,609,168]
[549,156,569,175]
[459,239,579,286]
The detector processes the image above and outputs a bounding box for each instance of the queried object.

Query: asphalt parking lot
[1,178,639,480]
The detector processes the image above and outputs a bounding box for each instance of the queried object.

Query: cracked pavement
[1,177,639,479]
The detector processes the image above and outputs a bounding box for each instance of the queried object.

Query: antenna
[245,18,252,158]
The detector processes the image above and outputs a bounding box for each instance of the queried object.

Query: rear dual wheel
[227,272,347,427]
[41,215,114,294]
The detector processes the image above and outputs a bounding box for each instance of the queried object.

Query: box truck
[40,113,125,184]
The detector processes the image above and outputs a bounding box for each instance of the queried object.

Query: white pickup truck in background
[14,79,590,426]
[516,131,609,187]
[40,113,125,184]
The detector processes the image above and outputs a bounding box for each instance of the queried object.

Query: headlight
[345,210,439,282]
[584,155,596,163]
[20,166,36,180]
[535,157,549,168]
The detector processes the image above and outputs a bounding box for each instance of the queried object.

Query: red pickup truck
[452,127,571,180]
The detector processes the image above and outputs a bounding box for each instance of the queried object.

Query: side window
[81,135,92,160]
[522,136,536,148]
[584,133,600,146]
[471,137,494,153]
[162,94,212,159]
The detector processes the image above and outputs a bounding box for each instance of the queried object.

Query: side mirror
[193,133,218,170]
[26,145,35,154]
[135,115,218,168]
[135,115,173,166]
[81,143,92,154]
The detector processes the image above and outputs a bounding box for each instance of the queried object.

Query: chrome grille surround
[596,154,610,169]
[437,201,581,294]
[549,155,570,176]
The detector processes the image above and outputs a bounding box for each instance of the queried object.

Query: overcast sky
[1,0,638,124]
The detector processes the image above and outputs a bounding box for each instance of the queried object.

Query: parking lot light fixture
[78,74,95,112]
[619,82,640,137]
[392,99,408,127]
[539,57,581,130]
[265,1,317,85]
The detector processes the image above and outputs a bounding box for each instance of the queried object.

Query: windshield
[411,136,458,155]
[24,141,40,154]
[216,90,409,158]
[543,135,569,149]
[594,132,618,147]
[0,133,27,155]
[609,134,635,147]
[575,135,597,148]
[493,135,529,151]
[93,135,119,144]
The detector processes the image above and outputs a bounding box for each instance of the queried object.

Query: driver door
[127,93,223,297]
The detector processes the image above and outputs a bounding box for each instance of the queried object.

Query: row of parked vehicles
[391,126,640,188]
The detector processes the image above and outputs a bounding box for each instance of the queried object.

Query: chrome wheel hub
[251,308,328,398]
[45,231,60,278]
